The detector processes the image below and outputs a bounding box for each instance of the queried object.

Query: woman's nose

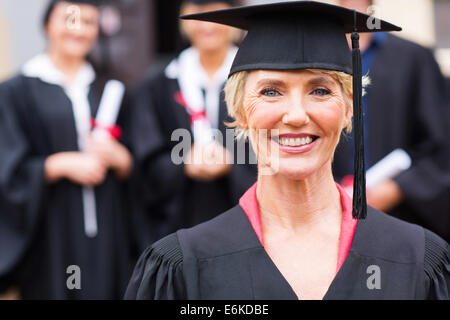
[282,97,310,127]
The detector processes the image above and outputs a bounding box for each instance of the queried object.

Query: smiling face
[180,2,236,52]
[242,69,352,180]
[45,2,99,60]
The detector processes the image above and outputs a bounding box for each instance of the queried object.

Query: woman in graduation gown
[125,2,449,300]
[0,0,135,299]
[130,0,257,237]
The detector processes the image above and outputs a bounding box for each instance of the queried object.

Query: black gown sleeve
[0,77,48,284]
[424,229,450,300]
[124,233,186,300]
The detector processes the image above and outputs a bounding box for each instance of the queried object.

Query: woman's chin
[61,45,92,59]
[269,161,316,180]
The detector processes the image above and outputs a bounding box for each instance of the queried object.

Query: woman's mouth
[272,134,319,153]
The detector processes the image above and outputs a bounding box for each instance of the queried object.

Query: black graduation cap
[182,1,402,219]
[43,0,100,26]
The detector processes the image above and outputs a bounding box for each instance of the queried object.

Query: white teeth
[289,138,295,146]
[278,136,314,147]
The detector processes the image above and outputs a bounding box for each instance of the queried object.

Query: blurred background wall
[0,0,449,86]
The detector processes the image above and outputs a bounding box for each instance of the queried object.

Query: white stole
[165,46,238,145]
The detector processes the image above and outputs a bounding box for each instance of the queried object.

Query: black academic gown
[333,34,450,242]
[130,68,257,238]
[0,74,135,299]
[125,205,450,300]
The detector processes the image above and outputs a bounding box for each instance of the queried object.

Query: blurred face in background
[337,0,372,12]
[180,2,237,52]
[45,2,99,60]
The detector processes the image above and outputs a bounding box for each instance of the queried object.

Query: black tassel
[351,19,367,219]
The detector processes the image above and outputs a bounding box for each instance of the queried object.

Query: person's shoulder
[356,207,427,263]
[147,232,184,267]
[423,227,449,281]
[385,34,435,59]
[0,74,36,112]
[146,204,251,264]
[0,74,28,92]
[124,232,185,299]
[176,205,261,260]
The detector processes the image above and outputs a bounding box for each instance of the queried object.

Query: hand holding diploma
[87,135,132,180]
[343,149,412,212]
[184,142,232,181]
[44,151,108,186]
[87,80,132,180]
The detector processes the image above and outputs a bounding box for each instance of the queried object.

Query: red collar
[239,182,358,273]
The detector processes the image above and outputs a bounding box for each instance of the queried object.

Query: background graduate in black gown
[130,0,257,238]
[334,0,450,242]
[0,0,136,299]
[126,1,449,300]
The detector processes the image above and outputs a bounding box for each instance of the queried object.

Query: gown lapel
[230,206,299,300]
[236,204,366,300]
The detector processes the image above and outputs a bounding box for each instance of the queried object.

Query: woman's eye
[312,88,331,96]
[261,88,280,97]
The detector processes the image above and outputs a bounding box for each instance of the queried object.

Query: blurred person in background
[130,0,257,240]
[334,0,450,242]
[0,0,136,299]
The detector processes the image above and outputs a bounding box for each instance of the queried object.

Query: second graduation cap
[181,1,402,219]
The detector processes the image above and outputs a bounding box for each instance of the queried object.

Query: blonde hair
[224,69,370,139]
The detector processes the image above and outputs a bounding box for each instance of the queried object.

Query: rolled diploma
[84,80,125,238]
[366,148,412,189]
[92,80,125,139]
[344,148,412,196]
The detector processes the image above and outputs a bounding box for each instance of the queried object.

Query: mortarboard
[43,0,100,26]
[181,1,402,219]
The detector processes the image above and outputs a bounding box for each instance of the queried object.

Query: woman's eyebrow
[256,79,286,87]
[307,76,336,86]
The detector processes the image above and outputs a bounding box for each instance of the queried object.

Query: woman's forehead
[53,2,99,17]
[247,69,338,84]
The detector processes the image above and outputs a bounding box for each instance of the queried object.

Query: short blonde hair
[224,69,370,139]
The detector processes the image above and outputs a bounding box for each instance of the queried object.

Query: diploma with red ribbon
[92,80,125,140]
[83,79,125,238]
[342,148,412,196]
[175,91,214,145]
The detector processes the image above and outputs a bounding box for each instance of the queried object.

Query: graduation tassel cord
[351,13,367,220]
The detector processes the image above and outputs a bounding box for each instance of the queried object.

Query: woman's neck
[47,48,85,82]
[257,163,342,233]
[198,45,230,79]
